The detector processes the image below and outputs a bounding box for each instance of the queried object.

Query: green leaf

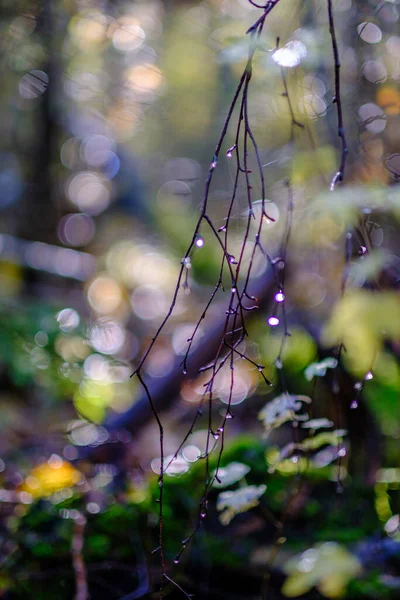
[212,462,251,488]
[304,357,338,381]
[258,393,311,433]
[300,431,345,451]
[216,485,267,525]
[282,542,362,598]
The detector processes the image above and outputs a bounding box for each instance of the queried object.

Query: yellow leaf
[20,456,82,498]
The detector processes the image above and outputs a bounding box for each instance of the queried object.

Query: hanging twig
[128,1,284,596]
[327,0,348,190]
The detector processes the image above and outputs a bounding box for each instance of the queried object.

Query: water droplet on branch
[268,316,280,327]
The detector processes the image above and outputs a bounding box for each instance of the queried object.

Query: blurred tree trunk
[18,0,60,244]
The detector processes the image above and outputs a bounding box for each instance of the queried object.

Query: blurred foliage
[282,542,362,598]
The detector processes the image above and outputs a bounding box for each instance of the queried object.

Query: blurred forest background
[0,0,400,598]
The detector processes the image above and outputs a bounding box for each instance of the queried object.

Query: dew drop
[338,447,347,457]
[226,144,236,158]
[218,225,227,233]
[359,245,367,255]
[225,411,233,419]
[268,316,280,327]
[195,236,205,248]
[183,368,187,375]
[365,371,374,380]
[350,399,358,409]
[275,291,285,303]
[231,287,236,294]
[200,511,207,519]
[272,257,285,268]
[291,455,299,464]
[354,381,363,390]
[275,358,283,369]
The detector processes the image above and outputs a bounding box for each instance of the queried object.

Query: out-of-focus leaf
[348,250,391,286]
[311,446,341,469]
[73,378,114,423]
[300,431,345,451]
[293,147,336,185]
[212,462,251,488]
[262,327,317,373]
[216,484,266,525]
[312,186,400,226]
[258,392,311,433]
[302,418,334,430]
[282,542,362,598]
[20,457,82,499]
[322,290,400,376]
[267,429,345,473]
[304,357,338,381]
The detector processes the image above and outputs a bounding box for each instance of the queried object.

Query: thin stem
[327,0,348,190]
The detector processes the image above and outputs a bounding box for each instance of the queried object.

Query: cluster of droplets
[267,289,286,328]
[350,371,374,409]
